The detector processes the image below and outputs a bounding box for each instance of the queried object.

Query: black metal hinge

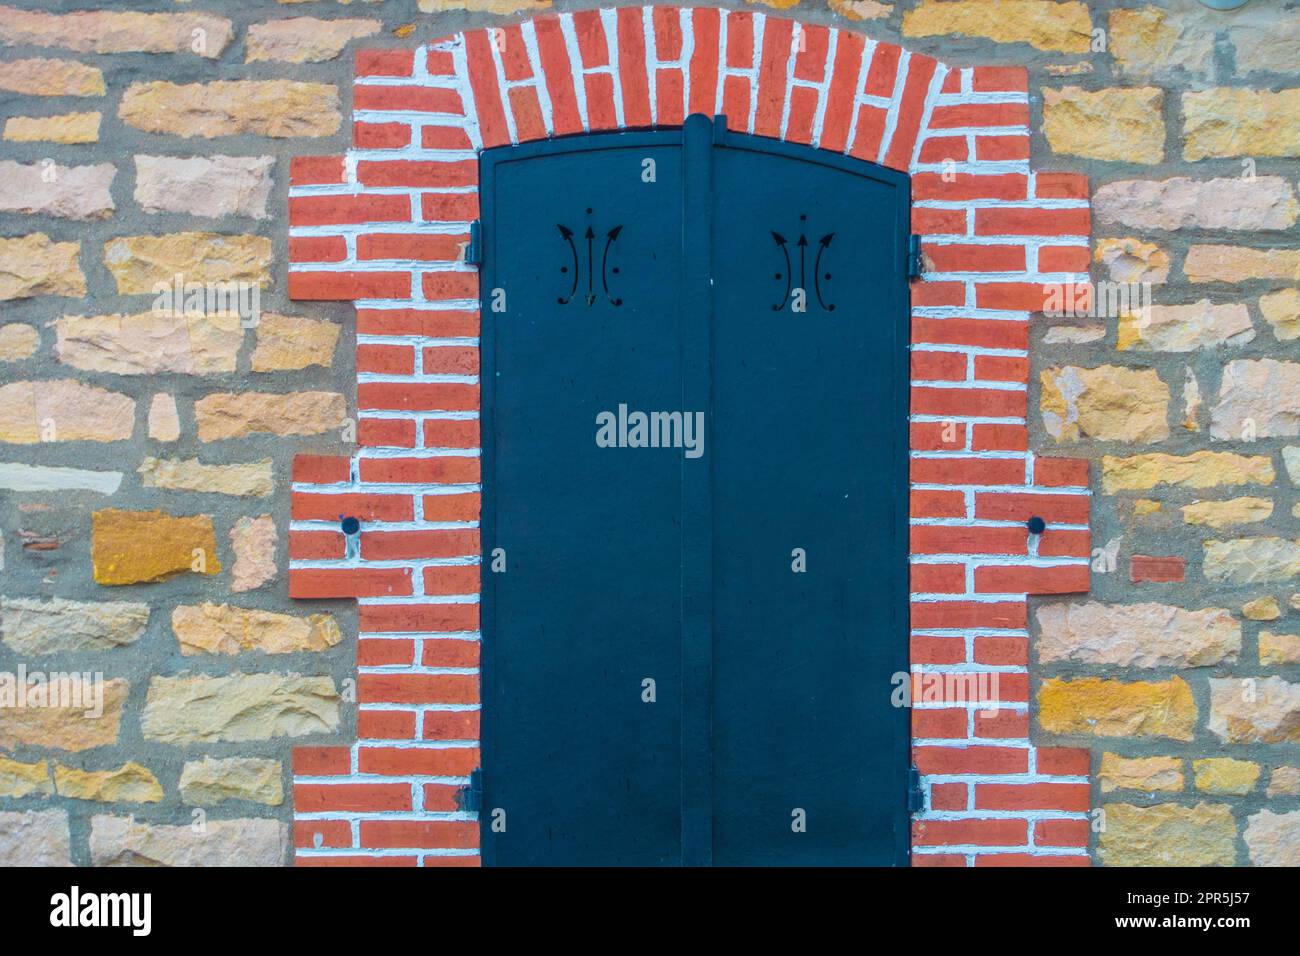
[907,765,924,813]
[458,767,483,813]
[465,219,483,267]
[907,234,923,279]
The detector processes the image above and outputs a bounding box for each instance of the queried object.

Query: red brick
[975,135,1031,161]
[424,566,481,596]
[976,783,1090,812]
[975,492,1089,524]
[422,271,479,300]
[357,308,478,338]
[863,42,900,96]
[616,7,651,127]
[923,243,1026,274]
[913,173,1027,202]
[534,16,582,136]
[572,9,608,67]
[910,601,1027,630]
[1131,555,1186,584]
[913,817,1028,846]
[1034,819,1090,848]
[1036,172,1089,200]
[973,636,1028,666]
[359,603,478,634]
[725,10,754,69]
[974,282,1054,312]
[656,68,685,126]
[426,48,455,76]
[975,852,1088,867]
[497,25,531,82]
[355,121,411,149]
[976,207,1091,237]
[290,270,410,301]
[911,562,966,593]
[792,24,829,82]
[849,104,888,163]
[289,567,413,599]
[289,530,345,560]
[913,386,1026,419]
[423,418,479,449]
[971,423,1028,451]
[358,637,415,667]
[785,85,818,145]
[911,421,967,451]
[354,85,462,114]
[297,855,420,868]
[360,417,417,448]
[973,708,1029,738]
[930,783,967,811]
[289,236,347,263]
[357,49,415,77]
[422,493,480,522]
[423,784,464,811]
[913,708,968,739]
[359,456,479,485]
[293,454,350,484]
[687,7,721,118]
[1034,457,1089,487]
[295,819,350,849]
[423,710,480,741]
[913,207,966,235]
[753,16,793,138]
[507,85,546,142]
[356,343,415,375]
[294,747,350,776]
[911,349,966,381]
[357,233,466,262]
[422,639,479,668]
[292,492,413,523]
[421,345,479,374]
[356,160,475,189]
[819,29,865,153]
[913,746,1029,776]
[929,102,1029,129]
[1037,747,1090,776]
[1039,528,1091,558]
[358,709,417,740]
[912,853,967,867]
[909,457,1028,487]
[361,820,478,850]
[359,381,478,412]
[911,525,1028,555]
[465,30,510,148]
[911,489,966,519]
[918,135,969,164]
[357,745,478,775]
[422,191,478,223]
[911,281,966,307]
[290,156,344,186]
[911,634,965,665]
[1039,245,1091,273]
[580,72,617,130]
[361,529,479,561]
[972,66,1027,92]
[294,783,410,813]
[289,194,410,227]
[974,355,1029,383]
[945,318,1023,366]
[721,75,751,130]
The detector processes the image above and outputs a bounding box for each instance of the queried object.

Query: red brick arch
[285,4,1094,867]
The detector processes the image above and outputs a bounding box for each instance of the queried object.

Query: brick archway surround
[284,3,1094,867]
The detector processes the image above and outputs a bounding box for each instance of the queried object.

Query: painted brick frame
[284,4,1095,867]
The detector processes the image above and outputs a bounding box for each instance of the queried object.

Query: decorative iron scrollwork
[557,207,623,307]
[771,213,835,313]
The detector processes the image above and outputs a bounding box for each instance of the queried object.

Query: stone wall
[0,0,1296,868]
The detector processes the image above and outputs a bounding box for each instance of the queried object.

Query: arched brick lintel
[284,4,1095,868]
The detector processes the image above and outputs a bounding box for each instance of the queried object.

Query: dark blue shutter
[479,116,911,866]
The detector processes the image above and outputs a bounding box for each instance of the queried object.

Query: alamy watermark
[152,272,261,328]
[596,404,705,459]
[0,666,104,719]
